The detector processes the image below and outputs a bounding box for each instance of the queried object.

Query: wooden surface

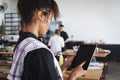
[1,66,103,80]
[0,60,12,66]
[64,64,104,80]
[0,69,9,78]
[93,52,110,58]
[0,51,13,54]
[63,49,110,58]
[64,69,103,80]
[0,47,14,78]
[63,49,76,56]
[0,45,14,54]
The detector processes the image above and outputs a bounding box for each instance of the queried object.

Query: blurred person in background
[59,24,69,44]
[48,29,64,62]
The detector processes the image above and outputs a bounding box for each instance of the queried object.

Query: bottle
[59,53,63,66]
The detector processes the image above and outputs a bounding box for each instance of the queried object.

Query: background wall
[56,0,120,44]
[0,0,17,25]
[0,0,120,44]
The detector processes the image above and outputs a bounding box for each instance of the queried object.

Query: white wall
[1,0,120,44]
[0,0,17,25]
[0,0,18,41]
[56,0,120,44]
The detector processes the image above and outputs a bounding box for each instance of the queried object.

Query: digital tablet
[70,44,97,70]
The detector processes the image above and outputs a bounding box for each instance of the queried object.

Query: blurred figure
[48,29,64,55]
[48,29,64,64]
[59,24,69,60]
[59,24,69,44]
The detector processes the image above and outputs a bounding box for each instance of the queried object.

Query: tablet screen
[70,44,97,70]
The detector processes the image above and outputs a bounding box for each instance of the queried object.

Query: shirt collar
[15,31,38,50]
[19,31,38,40]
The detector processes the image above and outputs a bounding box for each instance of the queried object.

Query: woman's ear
[38,11,46,23]
[37,11,42,21]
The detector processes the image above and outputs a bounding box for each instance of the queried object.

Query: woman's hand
[68,61,86,80]
[61,54,86,80]
[61,55,75,73]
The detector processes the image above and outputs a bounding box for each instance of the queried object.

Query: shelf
[4,13,20,35]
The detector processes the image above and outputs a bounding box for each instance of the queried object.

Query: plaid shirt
[7,37,63,80]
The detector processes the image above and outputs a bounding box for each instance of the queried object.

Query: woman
[7,0,84,80]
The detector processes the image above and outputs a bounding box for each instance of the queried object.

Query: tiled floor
[104,62,120,80]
